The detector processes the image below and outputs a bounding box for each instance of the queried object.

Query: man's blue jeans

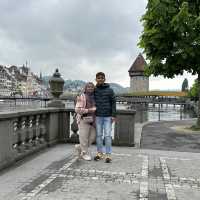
[95,116,112,154]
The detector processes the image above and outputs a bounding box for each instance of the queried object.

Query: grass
[188,125,200,131]
[171,125,200,134]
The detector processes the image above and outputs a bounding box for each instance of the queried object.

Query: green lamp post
[48,69,65,108]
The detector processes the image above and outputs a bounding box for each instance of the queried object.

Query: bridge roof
[128,53,147,72]
[119,91,187,97]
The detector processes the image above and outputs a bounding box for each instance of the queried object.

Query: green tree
[182,78,189,91]
[188,79,199,100]
[139,0,200,127]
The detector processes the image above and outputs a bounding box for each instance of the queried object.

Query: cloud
[150,73,197,90]
[0,0,196,90]
[0,0,148,87]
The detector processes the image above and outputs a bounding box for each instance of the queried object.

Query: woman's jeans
[95,116,112,154]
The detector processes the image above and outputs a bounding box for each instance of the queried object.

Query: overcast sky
[0,0,197,90]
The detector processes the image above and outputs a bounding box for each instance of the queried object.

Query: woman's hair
[83,82,95,93]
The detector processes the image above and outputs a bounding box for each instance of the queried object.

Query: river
[0,100,196,123]
[117,103,196,123]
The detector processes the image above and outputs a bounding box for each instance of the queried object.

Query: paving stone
[2,143,200,199]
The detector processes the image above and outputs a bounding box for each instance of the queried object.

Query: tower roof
[128,53,146,72]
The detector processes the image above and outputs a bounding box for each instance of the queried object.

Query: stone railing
[0,108,70,170]
[0,108,136,170]
[68,109,136,147]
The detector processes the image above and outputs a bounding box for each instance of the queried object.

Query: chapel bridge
[116,95,187,106]
[0,91,189,107]
[61,91,189,106]
[114,91,189,106]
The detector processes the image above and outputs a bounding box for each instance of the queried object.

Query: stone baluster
[13,117,24,153]
[40,114,47,143]
[32,116,37,146]
[19,116,27,152]
[28,116,34,146]
[12,118,19,153]
[70,111,79,143]
[25,116,31,150]
[35,115,40,144]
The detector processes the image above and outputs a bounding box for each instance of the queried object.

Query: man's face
[96,75,105,85]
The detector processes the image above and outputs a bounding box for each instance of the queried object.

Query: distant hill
[42,76,128,94]
[109,83,129,94]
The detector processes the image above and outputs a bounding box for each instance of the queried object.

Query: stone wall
[130,76,149,92]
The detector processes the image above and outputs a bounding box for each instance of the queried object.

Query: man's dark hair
[96,72,105,78]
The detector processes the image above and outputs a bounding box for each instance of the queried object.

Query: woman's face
[86,83,94,93]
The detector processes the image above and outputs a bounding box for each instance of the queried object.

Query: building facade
[0,65,45,97]
[128,53,149,93]
[0,65,14,96]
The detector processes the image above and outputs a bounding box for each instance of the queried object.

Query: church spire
[40,71,42,80]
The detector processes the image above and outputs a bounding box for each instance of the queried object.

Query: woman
[75,82,96,161]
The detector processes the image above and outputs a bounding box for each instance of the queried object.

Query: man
[94,72,116,163]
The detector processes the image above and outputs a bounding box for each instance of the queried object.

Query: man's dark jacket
[94,83,116,117]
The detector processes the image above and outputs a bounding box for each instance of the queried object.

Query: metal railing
[0,96,75,111]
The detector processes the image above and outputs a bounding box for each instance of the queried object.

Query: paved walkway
[141,119,200,153]
[1,143,200,200]
[0,121,200,200]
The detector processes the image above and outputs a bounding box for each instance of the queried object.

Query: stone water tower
[128,53,149,92]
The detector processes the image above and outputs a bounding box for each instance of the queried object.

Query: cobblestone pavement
[1,144,200,200]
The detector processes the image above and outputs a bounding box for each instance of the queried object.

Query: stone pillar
[47,69,69,143]
[114,109,136,146]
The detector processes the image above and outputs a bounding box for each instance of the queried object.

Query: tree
[182,78,189,91]
[139,0,200,127]
[188,79,199,100]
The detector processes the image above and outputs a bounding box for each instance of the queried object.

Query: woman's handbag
[82,116,94,123]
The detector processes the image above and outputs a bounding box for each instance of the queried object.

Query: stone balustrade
[0,108,136,170]
[0,108,69,170]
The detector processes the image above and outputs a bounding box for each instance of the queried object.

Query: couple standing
[75,72,116,163]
